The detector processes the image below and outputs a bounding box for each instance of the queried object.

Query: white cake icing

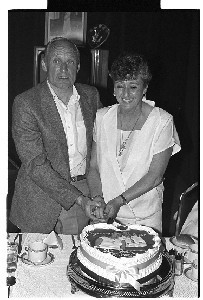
[77,223,162,290]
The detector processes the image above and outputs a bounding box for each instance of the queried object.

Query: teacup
[26,241,48,263]
[191,259,198,280]
[183,243,198,263]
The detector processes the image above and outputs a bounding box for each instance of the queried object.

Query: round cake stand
[67,250,175,298]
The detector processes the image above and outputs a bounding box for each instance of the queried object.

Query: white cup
[183,243,198,262]
[191,259,198,280]
[26,241,48,263]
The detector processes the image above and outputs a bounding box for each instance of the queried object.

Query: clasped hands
[85,195,124,223]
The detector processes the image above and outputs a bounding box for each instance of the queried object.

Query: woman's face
[114,75,147,111]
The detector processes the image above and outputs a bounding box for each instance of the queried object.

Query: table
[7,233,198,298]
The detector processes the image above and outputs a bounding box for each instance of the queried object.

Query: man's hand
[103,196,123,220]
[90,195,106,222]
[76,195,106,222]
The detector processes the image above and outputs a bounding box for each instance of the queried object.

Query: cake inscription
[95,234,147,250]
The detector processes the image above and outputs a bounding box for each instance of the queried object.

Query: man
[10,37,102,234]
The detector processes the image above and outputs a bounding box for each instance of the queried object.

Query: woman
[87,52,181,233]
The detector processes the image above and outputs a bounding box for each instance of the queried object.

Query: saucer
[169,237,189,249]
[184,267,198,282]
[21,252,54,266]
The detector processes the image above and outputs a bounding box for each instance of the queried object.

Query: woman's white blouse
[93,102,181,220]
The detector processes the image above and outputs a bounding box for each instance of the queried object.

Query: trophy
[87,24,110,49]
[87,25,110,88]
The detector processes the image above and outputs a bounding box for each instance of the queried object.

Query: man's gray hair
[45,37,80,65]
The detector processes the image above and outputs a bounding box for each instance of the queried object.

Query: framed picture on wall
[44,12,87,45]
[33,46,46,86]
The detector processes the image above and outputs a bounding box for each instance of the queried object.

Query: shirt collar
[70,85,80,105]
[47,80,80,106]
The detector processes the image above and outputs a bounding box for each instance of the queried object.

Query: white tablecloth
[7,233,198,298]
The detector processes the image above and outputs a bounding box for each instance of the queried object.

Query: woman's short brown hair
[110,52,152,87]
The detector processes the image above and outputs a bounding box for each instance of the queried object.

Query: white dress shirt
[47,81,87,176]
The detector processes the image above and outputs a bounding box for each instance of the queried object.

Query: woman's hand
[103,196,123,220]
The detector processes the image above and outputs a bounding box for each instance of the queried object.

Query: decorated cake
[77,223,163,291]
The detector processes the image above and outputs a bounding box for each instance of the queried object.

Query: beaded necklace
[118,111,142,157]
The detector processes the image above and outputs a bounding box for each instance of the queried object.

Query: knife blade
[18,233,22,254]
[13,233,19,243]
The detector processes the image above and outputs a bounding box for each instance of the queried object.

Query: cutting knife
[18,233,22,254]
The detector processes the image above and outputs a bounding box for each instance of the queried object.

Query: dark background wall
[8,11,199,235]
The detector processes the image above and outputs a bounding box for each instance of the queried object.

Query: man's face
[45,41,79,91]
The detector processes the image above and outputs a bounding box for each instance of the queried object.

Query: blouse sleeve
[153,114,181,156]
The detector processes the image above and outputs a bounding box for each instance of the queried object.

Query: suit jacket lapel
[38,82,70,169]
[76,84,94,172]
